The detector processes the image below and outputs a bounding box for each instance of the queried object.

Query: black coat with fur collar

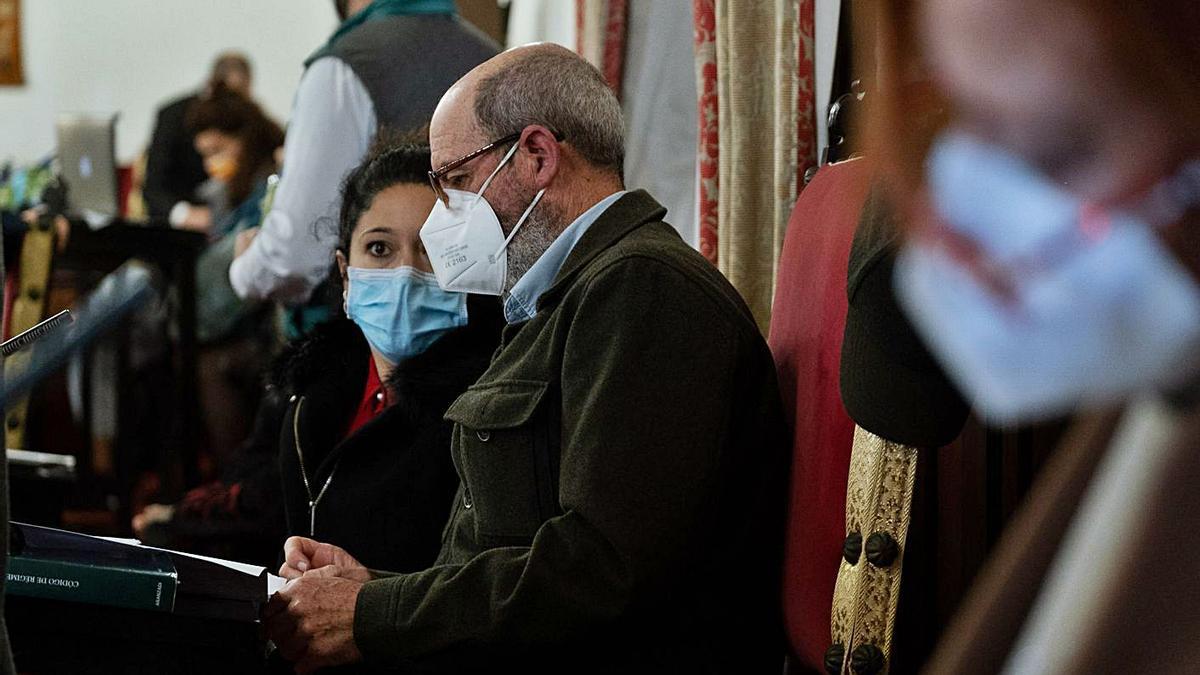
[272,301,501,573]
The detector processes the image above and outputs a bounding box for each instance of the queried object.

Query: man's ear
[519,125,561,191]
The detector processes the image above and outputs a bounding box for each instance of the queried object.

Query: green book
[5,523,177,612]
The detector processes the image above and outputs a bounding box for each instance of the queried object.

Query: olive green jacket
[354,191,790,673]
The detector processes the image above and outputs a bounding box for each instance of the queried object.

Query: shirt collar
[346,354,388,439]
[504,191,626,324]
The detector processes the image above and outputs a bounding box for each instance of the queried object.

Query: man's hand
[234,226,259,259]
[279,536,371,582]
[264,566,364,673]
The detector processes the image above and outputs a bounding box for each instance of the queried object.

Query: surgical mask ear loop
[471,142,521,209]
[1139,159,1200,227]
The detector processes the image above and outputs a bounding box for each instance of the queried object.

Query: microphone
[1,310,74,359]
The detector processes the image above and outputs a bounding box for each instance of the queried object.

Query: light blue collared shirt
[504,191,627,324]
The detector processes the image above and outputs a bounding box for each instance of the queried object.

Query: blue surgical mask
[345,266,468,364]
[895,130,1200,424]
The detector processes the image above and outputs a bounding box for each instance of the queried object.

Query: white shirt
[229,57,376,304]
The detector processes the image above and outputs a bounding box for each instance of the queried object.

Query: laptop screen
[54,114,118,225]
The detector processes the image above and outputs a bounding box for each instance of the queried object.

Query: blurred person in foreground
[144,51,253,229]
[264,44,789,674]
[870,1,1200,672]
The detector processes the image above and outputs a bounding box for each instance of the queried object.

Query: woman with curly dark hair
[185,84,284,227]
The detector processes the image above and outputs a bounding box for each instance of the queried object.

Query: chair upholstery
[767,158,872,672]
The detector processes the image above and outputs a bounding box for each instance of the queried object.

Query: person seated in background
[143,51,253,230]
[186,85,285,465]
[134,139,501,574]
[265,44,789,674]
[132,86,285,558]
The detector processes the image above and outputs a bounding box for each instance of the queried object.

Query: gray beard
[503,207,561,295]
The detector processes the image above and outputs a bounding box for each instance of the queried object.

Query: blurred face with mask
[889,0,1200,423]
[194,129,242,185]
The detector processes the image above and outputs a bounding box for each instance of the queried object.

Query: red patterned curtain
[797,1,818,180]
[692,0,818,333]
[693,0,719,264]
[576,0,627,98]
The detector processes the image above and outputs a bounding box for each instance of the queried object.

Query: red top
[347,356,389,438]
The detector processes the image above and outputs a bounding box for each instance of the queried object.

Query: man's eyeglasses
[428,132,522,206]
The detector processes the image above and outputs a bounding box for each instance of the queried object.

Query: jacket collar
[537,189,668,311]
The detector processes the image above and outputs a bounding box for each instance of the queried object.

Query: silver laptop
[55,113,119,227]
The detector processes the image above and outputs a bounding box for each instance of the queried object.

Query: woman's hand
[131,503,175,539]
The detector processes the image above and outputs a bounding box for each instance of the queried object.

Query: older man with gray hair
[265,43,789,673]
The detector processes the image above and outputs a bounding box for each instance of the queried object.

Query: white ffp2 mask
[420,142,545,296]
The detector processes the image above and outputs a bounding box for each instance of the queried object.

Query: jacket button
[289,394,298,404]
[823,643,845,674]
[865,532,899,568]
[476,430,491,442]
[850,644,884,674]
[463,488,473,509]
[842,531,862,565]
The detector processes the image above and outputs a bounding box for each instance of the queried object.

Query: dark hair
[186,85,283,205]
[336,131,433,255]
[209,51,252,89]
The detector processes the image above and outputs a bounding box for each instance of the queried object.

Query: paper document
[98,537,268,577]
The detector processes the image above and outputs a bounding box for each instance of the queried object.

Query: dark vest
[321,14,499,133]
[287,15,498,339]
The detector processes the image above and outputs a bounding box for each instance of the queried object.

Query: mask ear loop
[493,189,546,260]
[1139,159,1200,227]
[472,142,521,208]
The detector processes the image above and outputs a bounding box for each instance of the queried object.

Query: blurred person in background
[186,86,283,469]
[143,51,253,229]
[228,0,498,339]
[870,1,1200,671]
